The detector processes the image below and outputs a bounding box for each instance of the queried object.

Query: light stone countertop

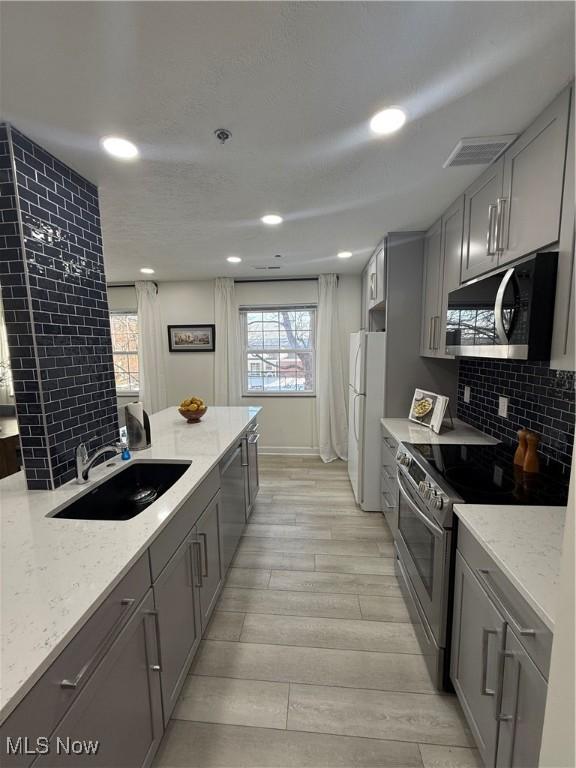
[455,504,566,632]
[0,405,261,722]
[381,417,499,445]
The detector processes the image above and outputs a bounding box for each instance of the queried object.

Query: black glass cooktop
[408,442,570,506]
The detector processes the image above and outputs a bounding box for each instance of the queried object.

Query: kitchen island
[0,405,260,725]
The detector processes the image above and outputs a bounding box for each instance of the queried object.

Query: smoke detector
[443,135,517,168]
[214,128,232,144]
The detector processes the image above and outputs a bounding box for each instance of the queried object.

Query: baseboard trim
[259,446,320,456]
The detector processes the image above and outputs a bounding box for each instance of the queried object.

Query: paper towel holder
[125,402,151,451]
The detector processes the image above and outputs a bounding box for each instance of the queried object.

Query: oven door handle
[397,472,444,537]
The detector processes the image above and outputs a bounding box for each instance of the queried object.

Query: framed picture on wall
[167,324,216,352]
[408,389,449,434]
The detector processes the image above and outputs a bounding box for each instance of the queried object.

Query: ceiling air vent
[253,265,281,270]
[443,135,517,168]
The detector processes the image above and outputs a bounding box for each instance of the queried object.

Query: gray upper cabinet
[451,552,504,766]
[438,195,465,353]
[373,242,386,308]
[461,158,504,282]
[500,87,571,266]
[195,491,223,629]
[361,265,370,330]
[32,591,163,768]
[420,218,443,355]
[153,533,201,723]
[366,252,378,310]
[496,629,548,768]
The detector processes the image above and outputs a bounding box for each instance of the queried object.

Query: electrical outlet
[463,385,471,404]
[498,396,509,418]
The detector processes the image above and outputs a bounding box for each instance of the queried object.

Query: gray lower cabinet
[495,630,548,768]
[380,429,399,535]
[153,490,222,723]
[451,552,505,766]
[153,533,201,723]
[31,591,163,768]
[195,491,223,627]
[452,528,552,768]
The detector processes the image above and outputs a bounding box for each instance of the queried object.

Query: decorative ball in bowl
[178,397,208,423]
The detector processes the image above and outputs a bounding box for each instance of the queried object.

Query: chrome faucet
[76,442,122,484]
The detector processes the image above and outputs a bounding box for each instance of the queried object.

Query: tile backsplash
[457,359,575,471]
[0,124,118,489]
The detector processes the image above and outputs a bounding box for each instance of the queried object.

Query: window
[241,306,316,395]
[110,312,140,393]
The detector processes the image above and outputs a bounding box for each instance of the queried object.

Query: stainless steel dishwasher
[219,442,246,572]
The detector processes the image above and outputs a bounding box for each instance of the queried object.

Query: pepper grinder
[514,428,528,466]
[523,431,540,474]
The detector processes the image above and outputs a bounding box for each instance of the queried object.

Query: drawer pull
[60,598,136,689]
[477,569,536,637]
[145,609,163,672]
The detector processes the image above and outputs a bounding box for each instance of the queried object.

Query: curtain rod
[107,281,158,292]
[234,277,335,284]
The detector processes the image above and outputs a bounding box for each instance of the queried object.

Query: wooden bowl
[178,406,208,423]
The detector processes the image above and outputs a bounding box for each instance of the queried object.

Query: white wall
[108,276,361,452]
[539,451,575,767]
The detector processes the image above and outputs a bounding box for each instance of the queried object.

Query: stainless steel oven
[396,471,450,645]
[394,444,460,690]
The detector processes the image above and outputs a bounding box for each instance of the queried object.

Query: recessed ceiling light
[369,107,407,136]
[337,251,353,259]
[227,256,242,263]
[140,267,155,274]
[261,214,283,226]
[100,136,139,159]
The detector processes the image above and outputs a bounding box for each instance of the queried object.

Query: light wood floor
[154,456,481,768]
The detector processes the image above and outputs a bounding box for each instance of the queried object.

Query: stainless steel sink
[50,461,191,521]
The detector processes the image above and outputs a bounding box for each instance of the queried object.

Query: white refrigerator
[348,331,387,511]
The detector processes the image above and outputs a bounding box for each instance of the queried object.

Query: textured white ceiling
[1,2,574,281]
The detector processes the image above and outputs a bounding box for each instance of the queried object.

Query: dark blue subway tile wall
[457,359,575,471]
[0,124,118,489]
[0,125,52,489]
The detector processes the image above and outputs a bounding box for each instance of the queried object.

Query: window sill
[242,393,316,398]
[116,391,140,397]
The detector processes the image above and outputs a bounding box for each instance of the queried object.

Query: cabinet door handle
[370,272,376,301]
[60,598,136,689]
[428,317,434,350]
[487,204,498,256]
[433,316,440,350]
[496,649,518,722]
[193,540,203,587]
[198,532,209,577]
[241,437,249,467]
[480,627,498,696]
[495,197,507,254]
[145,609,163,672]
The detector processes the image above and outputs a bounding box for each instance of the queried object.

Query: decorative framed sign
[408,389,449,434]
[167,324,215,353]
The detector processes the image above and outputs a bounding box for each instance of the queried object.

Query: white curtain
[316,274,348,462]
[135,281,167,414]
[214,277,242,406]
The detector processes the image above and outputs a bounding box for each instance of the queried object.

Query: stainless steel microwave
[445,253,558,360]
